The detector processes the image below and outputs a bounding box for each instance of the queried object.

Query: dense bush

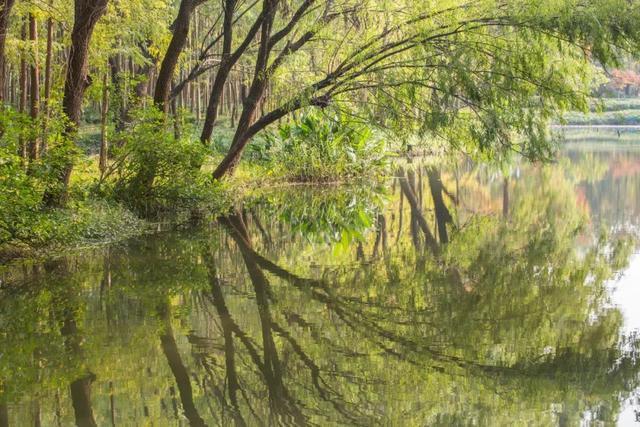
[0,109,46,245]
[258,111,389,182]
[107,107,229,215]
[0,107,149,256]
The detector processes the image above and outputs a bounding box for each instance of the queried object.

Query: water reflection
[1,144,640,426]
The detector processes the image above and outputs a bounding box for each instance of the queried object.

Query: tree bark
[212,0,278,178]
[199,0,235,143]
[42,3,53,152]
[0,0,16,104]
[43,0,109,207]
[99,71,109,175]
[19,20,27,160]
[154,0,201,114]
[29,13,40,161]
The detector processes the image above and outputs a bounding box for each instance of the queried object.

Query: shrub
[107,107,229,215]
[261,111,389,182]
[0,109,44,245]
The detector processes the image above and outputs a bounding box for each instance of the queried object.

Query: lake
[1,138,640,426]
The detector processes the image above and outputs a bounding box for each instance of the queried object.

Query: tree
[0,0,15,105]
[197,0,640,178]
[43,0,109,207]
[154,0,207,113]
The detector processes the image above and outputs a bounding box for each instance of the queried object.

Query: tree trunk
[0,0,16,104]
[154,0,200,114]
[200,0,235,144]
[127,0,200,198]
[43,0,109,207]
[19,20,27,160]
[212,1,278,179]
[99,72,109,175]
[200,63,233,144]
[29,13,40,161]
[42,3,53,152]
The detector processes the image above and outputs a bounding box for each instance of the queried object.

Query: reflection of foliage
[245,186,385,247]
[1,149,639,425]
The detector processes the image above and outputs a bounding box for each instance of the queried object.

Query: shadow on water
[2,144,640,425]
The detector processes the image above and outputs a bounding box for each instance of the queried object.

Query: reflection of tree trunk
[221,215,305,426]
[0,402,8,427]
[427,167,453,244]
[109,381,116,426]
[158,304,207,427]
[396,190,404,245]
[396,169,439,254]
[69,377,97,427]
[61,315,97,427]
[373,214,387,257]
[251,210,271,247]
[503,176,509,218]
[33,400,41,427]
[205,262,246,426]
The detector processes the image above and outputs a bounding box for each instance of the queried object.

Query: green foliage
[107,106,229,215]
[0,110,42,244]
[246,185,384,246]
[0,107,149,257]
[260,111,389,182]
[0,107,75,247]
[563,110,640,125]
[2,143,639,424]
[592,98,640,113]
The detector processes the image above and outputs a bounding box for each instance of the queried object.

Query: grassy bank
[1,111,393,265]
[0,200,148,263]
[563,98,640,125]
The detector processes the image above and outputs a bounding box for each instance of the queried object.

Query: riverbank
[0,153,392,267]
[562,98,640,126]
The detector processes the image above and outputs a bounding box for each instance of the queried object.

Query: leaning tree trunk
[154,0,201,114]
[199,0,236,144]
[0,0,16,104]
[43,0,109,208]
[212,1,277,179]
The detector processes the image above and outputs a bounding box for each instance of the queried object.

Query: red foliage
[610,69,640,93]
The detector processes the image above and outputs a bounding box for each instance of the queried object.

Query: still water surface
[1,140,640,426]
